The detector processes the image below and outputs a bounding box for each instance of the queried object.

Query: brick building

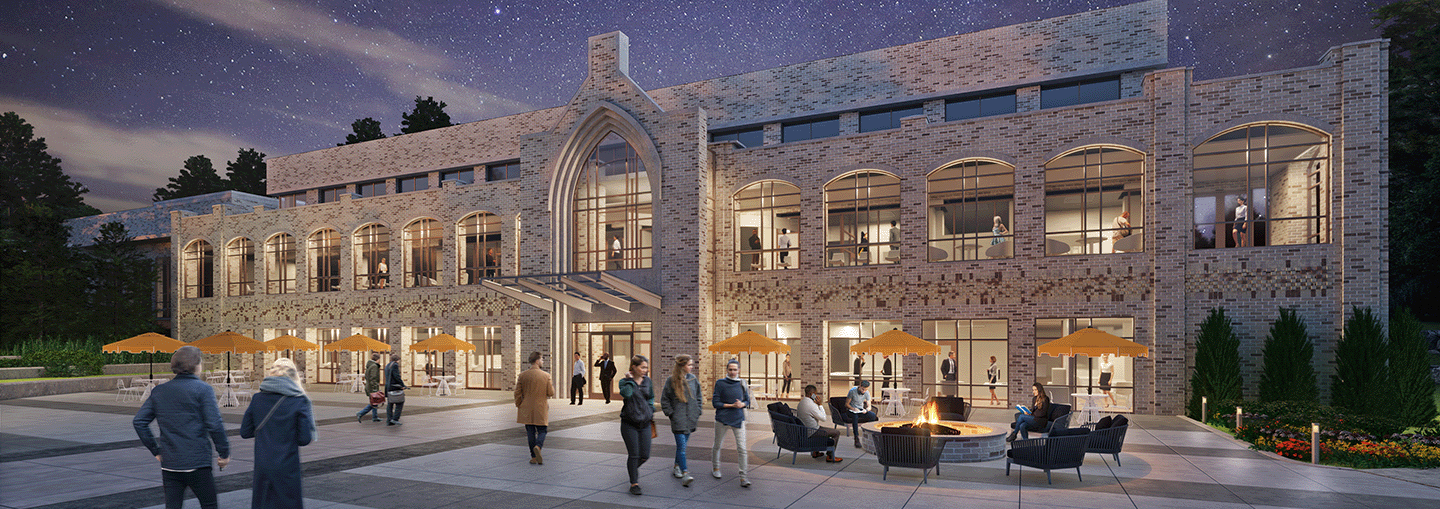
[89,0,1386,415]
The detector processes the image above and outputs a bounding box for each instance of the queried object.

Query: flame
[913,401,940,426]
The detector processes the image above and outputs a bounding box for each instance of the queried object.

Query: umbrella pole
[149,351,154,379]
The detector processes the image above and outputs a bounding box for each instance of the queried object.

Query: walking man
[570,352,586,405]
[516,351,554,464]
[133,345,230,509]
[711,359,752,487]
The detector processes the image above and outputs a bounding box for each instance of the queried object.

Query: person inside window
[1231,197,1249,247]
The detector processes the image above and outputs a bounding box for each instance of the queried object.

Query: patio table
[881,387,910,416]
[1071,392,1108,425]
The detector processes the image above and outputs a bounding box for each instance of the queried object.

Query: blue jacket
[133,373,230,470]
[712,377,748,427]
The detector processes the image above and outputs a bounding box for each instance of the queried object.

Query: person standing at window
[987,356,1001,405]
[941,351,959,396]
[881,354,893,389]
[888,220,900,253]
[515,351,553,464]
[781,354,792,396]
[992,216,1009,245]
[852,353,865,385]
[776,228,792,267]
[747,230,762,268]
[1099,354,1115,408]
[619,355,654,495]
[133,345,230,509]
[484,248,498,277]
[858,231,870,264]
[1232,197,1249,247]
[610,235,623,270]
[570,352,586,405]
[375,257,387,288]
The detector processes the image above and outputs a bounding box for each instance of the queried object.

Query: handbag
[369,391,386,405]
[387,388,406,404]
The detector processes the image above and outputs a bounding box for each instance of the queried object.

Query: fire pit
[858,400,1007,462]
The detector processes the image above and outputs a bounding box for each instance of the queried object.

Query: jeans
[849,410,878,437]
[619,420,651,484]
[161,467,217,509]
[357,403,378,420]
[673,432,690,472]
[526,424,548,455]
[386,402,404,422]
[1015,414,1038,440]
[711,421,748,477]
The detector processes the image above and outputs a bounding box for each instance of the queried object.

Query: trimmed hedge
[22,350,104,377]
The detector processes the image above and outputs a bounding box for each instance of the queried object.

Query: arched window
[265,233,296,294]
[1043,147,1144,255]
[308,229,341,292]
[927,160,1015,261]
[353,224,390,290]
[734,181,801,271]
[405,219,442,287]
[182,240,213,298]
[574,132,652,271]
[824,171,900,267]
[226,237,254,296]
[1193,123,1328,249]
[458,212,501,284]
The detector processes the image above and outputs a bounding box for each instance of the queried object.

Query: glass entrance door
[573,322,651,400]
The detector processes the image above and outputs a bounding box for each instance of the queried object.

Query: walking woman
[659,354,701,487]
[618,355,654,495]
[384,353,408,425]
[241,358,316,509]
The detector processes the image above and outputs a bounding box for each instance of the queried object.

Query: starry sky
[0,0,1389,213]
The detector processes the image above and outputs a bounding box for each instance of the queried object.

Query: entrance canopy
[481,271,661,313]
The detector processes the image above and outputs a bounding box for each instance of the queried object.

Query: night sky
[0,0,1387,213]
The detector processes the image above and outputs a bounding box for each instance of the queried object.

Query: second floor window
[1193,123,1328,249]
[928,159,1015,261]
[226,237,254,296]
[734,181,800,271]
[308,229,341,292]
[405,219,442,287]
[265,233,295,294]
[1044,147,1144,255]
[459,212,502,284]
[354,224,390,289]
[182,239,213,299]
[574,132,652,271]
[825,171,901,267]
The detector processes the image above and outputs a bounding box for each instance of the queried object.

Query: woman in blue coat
[241,358,316,509]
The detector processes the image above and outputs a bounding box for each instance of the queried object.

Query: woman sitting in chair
[1006,382,1050,442]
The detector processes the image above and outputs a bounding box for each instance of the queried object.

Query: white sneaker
[673,465,683,478]
[712,469,723,479]
[740,477,751,488]
[681,472,693,487]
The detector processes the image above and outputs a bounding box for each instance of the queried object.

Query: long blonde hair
[269,358,307,396]
[669,354,691,403]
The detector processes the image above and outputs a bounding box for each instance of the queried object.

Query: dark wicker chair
[873,426,943,483]
[1005,429,1091,484]
[769,410,834,464]
[829,397,855,436]
[1081,422,1129,466]
[1011,403,1072,437]
[929,396,971,421]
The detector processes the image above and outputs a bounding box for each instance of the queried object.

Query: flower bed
[1213,401,1440,469]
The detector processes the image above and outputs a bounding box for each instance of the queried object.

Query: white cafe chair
[116,379,146,402]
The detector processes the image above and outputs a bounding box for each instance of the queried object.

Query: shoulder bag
[387,388,406,403]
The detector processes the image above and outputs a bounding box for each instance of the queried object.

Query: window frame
[1192,123,1329,249]
[781,117,840,143]
[710,127,765,148]
[1043,146,1145,256]
[225,237,255,296]
[572,132,653,271]
[353,223,390,290]
[485,160,521,182]
[823,171,902,267]
[926,159,1016,261]
[265,233,296,294]
[458,212,502,284]
[733,180,802,271]
[182,239,214,299]
[404,218,443,287]
[307,229,341,292]
[858,104,925,133]
[397,175,429,193]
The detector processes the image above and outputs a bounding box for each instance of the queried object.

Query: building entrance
[573,322,651,401]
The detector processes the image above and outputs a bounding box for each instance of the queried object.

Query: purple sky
[0,0,1387,212]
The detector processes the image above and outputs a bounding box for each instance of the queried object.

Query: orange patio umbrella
[1036,328,1149,358]
[325,334,393,379]
[408,334,475,378]
[190,331,273,381]
[708,330,790,355]
[849,328,940,356]
[264,335,320,360]
[103,332,185,379]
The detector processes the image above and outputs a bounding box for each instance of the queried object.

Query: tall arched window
[308,229,341,292]
[734,181,801,271]
[1193,123,1328,248]
[824,171,901,267]
[1044,147,1144,255]
[574,132,652,271]
[182,240,213,298]
[458,212,501,284]
[226,237,254,296]
[927,160,1015,261]
[265,233,296,294]
[405,218,442,287]
[353,224,390,289]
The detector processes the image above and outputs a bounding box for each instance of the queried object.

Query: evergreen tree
[83,222,157,338]
[399,96,452,135]
[1258,308,1319,403]
[1188,308,1243,420]
[153,155,225,201]
[1376,1,1440,318]
[340,117,386,145]
[1390,308,1439,427]
[0,111,98,221]
[1331,307,1390,415]
[223,148,267,196]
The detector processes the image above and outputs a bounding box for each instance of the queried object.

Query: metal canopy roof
[481,272,661,313]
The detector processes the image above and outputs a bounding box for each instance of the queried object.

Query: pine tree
[1390,308,1439,427]
[83,222,157,337]
[224,148,267,196]
[1330,307,1390,415]
[0,111,97,220]
[1258,308,1319,403]
[340,117,386,145]
[1189,308,1242,420]
[153,155,225,201]
[399,96,452,135]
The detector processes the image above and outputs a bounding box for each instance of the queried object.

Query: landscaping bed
[1209,400,1440,469]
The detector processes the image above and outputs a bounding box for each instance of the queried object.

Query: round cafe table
[433,375,456,396]
[881,387,911,416]
[1071,393,1108,425]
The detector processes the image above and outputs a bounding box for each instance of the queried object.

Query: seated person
[796,384,843,462]
[1007,382,1051,442]
[846,380,879,447]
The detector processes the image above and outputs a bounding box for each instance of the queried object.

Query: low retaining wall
[0,363,168,380]
[0,375,140,401]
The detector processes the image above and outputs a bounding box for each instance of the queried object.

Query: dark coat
[240,391,314,509]
[659,374,702,434]
[132,373,229,470]
[364,360,381,394]
[619,376,654,425]
[385,361,406,392]
[596,358,617,380]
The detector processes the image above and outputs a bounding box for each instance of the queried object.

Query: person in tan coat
[515,351,554,464]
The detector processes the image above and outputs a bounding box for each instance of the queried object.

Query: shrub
[1331,307,1390,415]
[23,350,104,377]
[1189,308,1243,420]
[1259,308,1318,403]
[1390,308,1439,427]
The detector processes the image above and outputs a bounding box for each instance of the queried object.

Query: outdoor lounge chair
[1011,403,1072,437]
[1006,428,1090,484]
[874,426,943,483]
[929,396,971,421]
[769,410,835,464]
[829,396,855,436]
[1082,416,1130,466]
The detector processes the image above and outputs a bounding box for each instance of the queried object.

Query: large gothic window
[1043,147,1145,255]
[265,233,296,294]
[825,171,901,267]
[927,160,1015,261]
[1192,123,1328,249]
[182,239,213,298]
[226,237,254,296]
[353,224,390,290]
[733,181,801,271]
[405,218,442,287]
[308,229,341,292]
[574,132,652,271]
[458,212,501,284]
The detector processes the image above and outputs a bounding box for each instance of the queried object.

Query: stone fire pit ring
[858,421,1007,463]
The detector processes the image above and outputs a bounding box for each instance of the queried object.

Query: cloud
[1,96,273,213]
[151,0,531,118]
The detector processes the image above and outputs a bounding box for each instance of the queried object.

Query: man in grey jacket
[133,345,230,509]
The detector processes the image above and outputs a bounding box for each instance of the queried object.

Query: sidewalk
[3,388,1437,508]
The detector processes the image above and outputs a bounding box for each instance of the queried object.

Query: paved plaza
[2,387,1438,509]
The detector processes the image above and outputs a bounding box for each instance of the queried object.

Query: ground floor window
[573,322,651,400]
[734,322,798,398]
[1035,317,1135,412]
[409,327,442,383]
[826,320,902,398]
[307,328,340,384]
[920,319,1008,407]
[463,326,502,389]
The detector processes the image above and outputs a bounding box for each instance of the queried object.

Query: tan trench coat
[514,367,554,426]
